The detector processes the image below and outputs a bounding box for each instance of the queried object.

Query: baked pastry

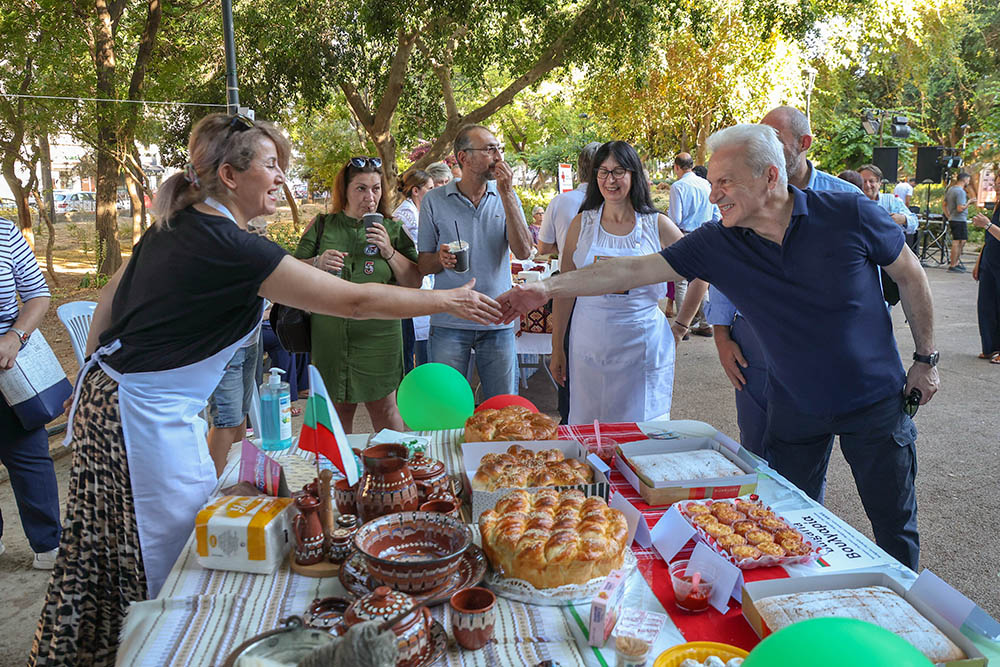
[774,529,801,543]
[757,542,785,557]
[745,529,774,545]
[782,540,812,556]
[478,488,629,588]
[464,406,558,442]
[715,509,746,525]
[686,504,711,515]
[758,518,786,533]
[717,534,747,550]
[692,514,719,528]
[731,545,762,560]
[471,444,593,492]
[628,450,744,483]
[704,523,734,539]
[753,586,965,663]
[732,520,757,536]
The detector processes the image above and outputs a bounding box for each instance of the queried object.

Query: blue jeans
[208,342,260,428]
[429,326,517,400]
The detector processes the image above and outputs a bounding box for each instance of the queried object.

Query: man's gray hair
[707,124,788,188]
[578,141,602,182]
[454,124,490,157]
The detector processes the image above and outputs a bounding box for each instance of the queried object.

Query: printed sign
[558,163,573,192]
[780,506,888,571]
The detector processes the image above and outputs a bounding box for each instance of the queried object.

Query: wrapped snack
[614,635,651,667]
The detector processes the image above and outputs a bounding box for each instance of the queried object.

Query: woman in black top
[30,113,501,666]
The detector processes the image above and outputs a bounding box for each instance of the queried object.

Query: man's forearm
[503,192,533,259]
[418,252,443,276]
[895,260,936,355]
[545,253,678,299]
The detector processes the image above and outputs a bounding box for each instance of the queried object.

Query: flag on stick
[296,365,359,485]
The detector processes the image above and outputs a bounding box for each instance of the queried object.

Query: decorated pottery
[292,494,326,565]
[342,586,434,667]
[334,479,357,516]
[354,510,473,594]
[408,452,451,503]
[328,527,354,563]
[303,596,351,631]
[356,444,420,522]
[419,499,461,519]
[449,586,496,650]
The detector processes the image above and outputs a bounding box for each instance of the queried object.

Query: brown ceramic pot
[408,452,451,504]
[449,586,496,650]
[341,586,433,667]
[334,479,357,516]
[419,499,461,520]
[292,495,326,565]
[356,444,420,522]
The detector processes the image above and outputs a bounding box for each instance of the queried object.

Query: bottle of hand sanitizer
[260,367,292,450]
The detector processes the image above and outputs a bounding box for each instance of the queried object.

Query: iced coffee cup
[448,240,470,273]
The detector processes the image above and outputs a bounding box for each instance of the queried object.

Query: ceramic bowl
[354,511,473,594]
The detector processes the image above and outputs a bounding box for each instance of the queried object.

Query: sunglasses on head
[228,114,254,133]
[350,156,382,169]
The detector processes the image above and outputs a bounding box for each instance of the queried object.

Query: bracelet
[675,320,692,330]
[987,222,994,233]
[385,249,396,261]
[312,256,319,268]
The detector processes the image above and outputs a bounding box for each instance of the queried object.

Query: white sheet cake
[754,585,966,663]
[629,449,744,483]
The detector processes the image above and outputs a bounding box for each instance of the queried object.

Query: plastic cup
[362,213,383,230]
[581,435,619,464]
[448,240,470,273]
[669,559,714,613]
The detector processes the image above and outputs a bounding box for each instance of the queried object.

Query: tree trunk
[31,186,59,287]
[38,132,56,224]
[282,182,300,233]
[126,168,143,246]
[93,0,123,275]
[1,165,34,248]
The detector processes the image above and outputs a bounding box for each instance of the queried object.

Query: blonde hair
[397,169,431,199]
[152,113,290,226]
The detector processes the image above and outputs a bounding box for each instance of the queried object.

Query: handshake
[445,281,549,326]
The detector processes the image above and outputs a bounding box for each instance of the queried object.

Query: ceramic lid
[344,586,416,627]
[408,452,445,479]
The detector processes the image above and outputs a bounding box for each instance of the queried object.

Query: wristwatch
[912,351,939,366]
[9,327,29,345]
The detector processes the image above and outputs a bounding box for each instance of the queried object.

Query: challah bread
[471,445,593,492]
[464,406,558,442]
[754,586,965,663]
[479,489,629,588]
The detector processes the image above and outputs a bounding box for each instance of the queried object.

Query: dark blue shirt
[983,205,1000,269]
[660,186,906,416]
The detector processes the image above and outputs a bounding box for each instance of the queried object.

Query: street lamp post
[222,0,239,115]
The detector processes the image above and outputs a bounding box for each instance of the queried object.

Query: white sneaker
[32,547,58,570]
[0,540,5,557]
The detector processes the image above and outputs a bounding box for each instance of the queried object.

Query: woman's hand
[549,348,567,387]
[0,331,20,369]
[973,263,980,281]
[444,279,503,325]
[314,249,348,273]
[366,222,394,259]
[972,213,991,229]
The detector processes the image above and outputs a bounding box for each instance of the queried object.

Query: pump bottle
[260,367,293,450]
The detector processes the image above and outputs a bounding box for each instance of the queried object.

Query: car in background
[55,191,96,213]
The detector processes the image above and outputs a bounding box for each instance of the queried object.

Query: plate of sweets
[677,495,818,569]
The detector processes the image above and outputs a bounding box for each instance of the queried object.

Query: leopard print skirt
[30,367,146,667]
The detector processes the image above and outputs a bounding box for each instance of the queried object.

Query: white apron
[64,199,261,598]
[568,205,674,424]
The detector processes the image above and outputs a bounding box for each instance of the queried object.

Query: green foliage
[265,221,304,253]
[286,101,374,192]
[515,187,558,223]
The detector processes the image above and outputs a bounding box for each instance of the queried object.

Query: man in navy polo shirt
[496,124,939,569]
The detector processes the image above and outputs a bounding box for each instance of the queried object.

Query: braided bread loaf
[479,489,629,588]
[471,444,593,492]
[464,406,558,442]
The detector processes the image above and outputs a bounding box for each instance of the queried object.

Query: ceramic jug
[356,443,420,522]
[292,494,326,565]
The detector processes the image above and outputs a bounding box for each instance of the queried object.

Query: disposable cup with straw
[448,221,470,273]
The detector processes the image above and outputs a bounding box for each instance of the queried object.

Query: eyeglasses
[596,167,629,180]
[465,145,504,155]
[350,156,383,169]
[229,114,254,133]
[903,388,922,418]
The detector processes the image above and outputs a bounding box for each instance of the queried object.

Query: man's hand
[549,349,567,387]
[444,279,503,325]
[496,283,549,324]
[670,321,687,345]
[494,159,514,194]
[904,362,940,405]
[0,331,21,370]
[437,244,457,270]
[972,213,991,229]
[315,249,348,273]
[713,326,748,390]
[891,213,907,227]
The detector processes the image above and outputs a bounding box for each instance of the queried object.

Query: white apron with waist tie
[568,205,674,424]
[64,198,259,598]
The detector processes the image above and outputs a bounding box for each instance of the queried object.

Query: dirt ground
[0,215,997,664]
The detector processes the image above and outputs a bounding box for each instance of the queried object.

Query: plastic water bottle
[260,367,292,450]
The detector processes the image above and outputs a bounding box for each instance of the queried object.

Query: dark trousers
[0,397,61,552]
[978,262,1000,356]
[763,392,920,570]
[402,318,416,374]
[261,323,310,396]
[731,314,768,458]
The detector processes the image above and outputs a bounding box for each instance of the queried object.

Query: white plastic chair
[57,301,97,370]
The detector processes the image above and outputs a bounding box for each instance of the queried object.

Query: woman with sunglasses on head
[548,141,684,424]
[293,157,422,433]
[30,117,499,666]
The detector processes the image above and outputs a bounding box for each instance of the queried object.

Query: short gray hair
[454,124,490,157]
[767,105,811,141]
[707,124,788,188]
[426,161,452,183]
[578,141,602,182]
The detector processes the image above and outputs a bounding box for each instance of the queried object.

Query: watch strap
[9,327,28,345]
[912,351,938,366]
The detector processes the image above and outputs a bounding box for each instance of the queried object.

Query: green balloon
[744,618,934,667]
[397,363,474,431]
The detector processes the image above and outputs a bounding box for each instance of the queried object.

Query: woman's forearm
[388,255,422,288]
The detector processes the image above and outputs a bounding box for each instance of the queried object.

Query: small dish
[340,544,488,606]
[652,641,748,667]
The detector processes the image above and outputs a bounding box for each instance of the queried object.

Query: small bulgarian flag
[296,365,359,485]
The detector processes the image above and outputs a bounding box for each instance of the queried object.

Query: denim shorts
[208,342,260,428]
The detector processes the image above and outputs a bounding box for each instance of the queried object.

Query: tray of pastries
[471,444,593,492]
[626,449,746,487]
[464,405,558,442]
[678,496,818,569]
[478,488,636,604]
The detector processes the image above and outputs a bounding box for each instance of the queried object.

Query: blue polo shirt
[661,186,906,416]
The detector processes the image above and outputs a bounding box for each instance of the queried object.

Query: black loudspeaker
[916,146,943,184]
[872,147,899,183]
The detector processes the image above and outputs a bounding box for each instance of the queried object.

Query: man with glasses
[418,124,534,399]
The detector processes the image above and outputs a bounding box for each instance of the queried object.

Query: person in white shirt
[894,176,916,207]
[668,152,715,335]
[394,169,436,371]
[537,142,602,256]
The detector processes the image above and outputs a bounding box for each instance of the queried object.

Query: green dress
[293,212,419,403]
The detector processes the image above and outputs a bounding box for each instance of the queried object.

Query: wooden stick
[318,469,335,544]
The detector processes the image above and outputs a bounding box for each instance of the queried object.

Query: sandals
[979,351,1000,363]
[290,406,302,416]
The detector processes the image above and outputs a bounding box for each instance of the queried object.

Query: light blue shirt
[874,193,918,235]
[418,179,521,330]
[705,162,865,326]
[669,171,715,232]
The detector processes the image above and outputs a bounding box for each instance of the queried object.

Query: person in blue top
[497,123,938,570]
[972,209,1000,362]
[690,106,865,458]
[858,164,919,235]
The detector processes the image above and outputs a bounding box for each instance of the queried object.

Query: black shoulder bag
[269,215,328,354]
